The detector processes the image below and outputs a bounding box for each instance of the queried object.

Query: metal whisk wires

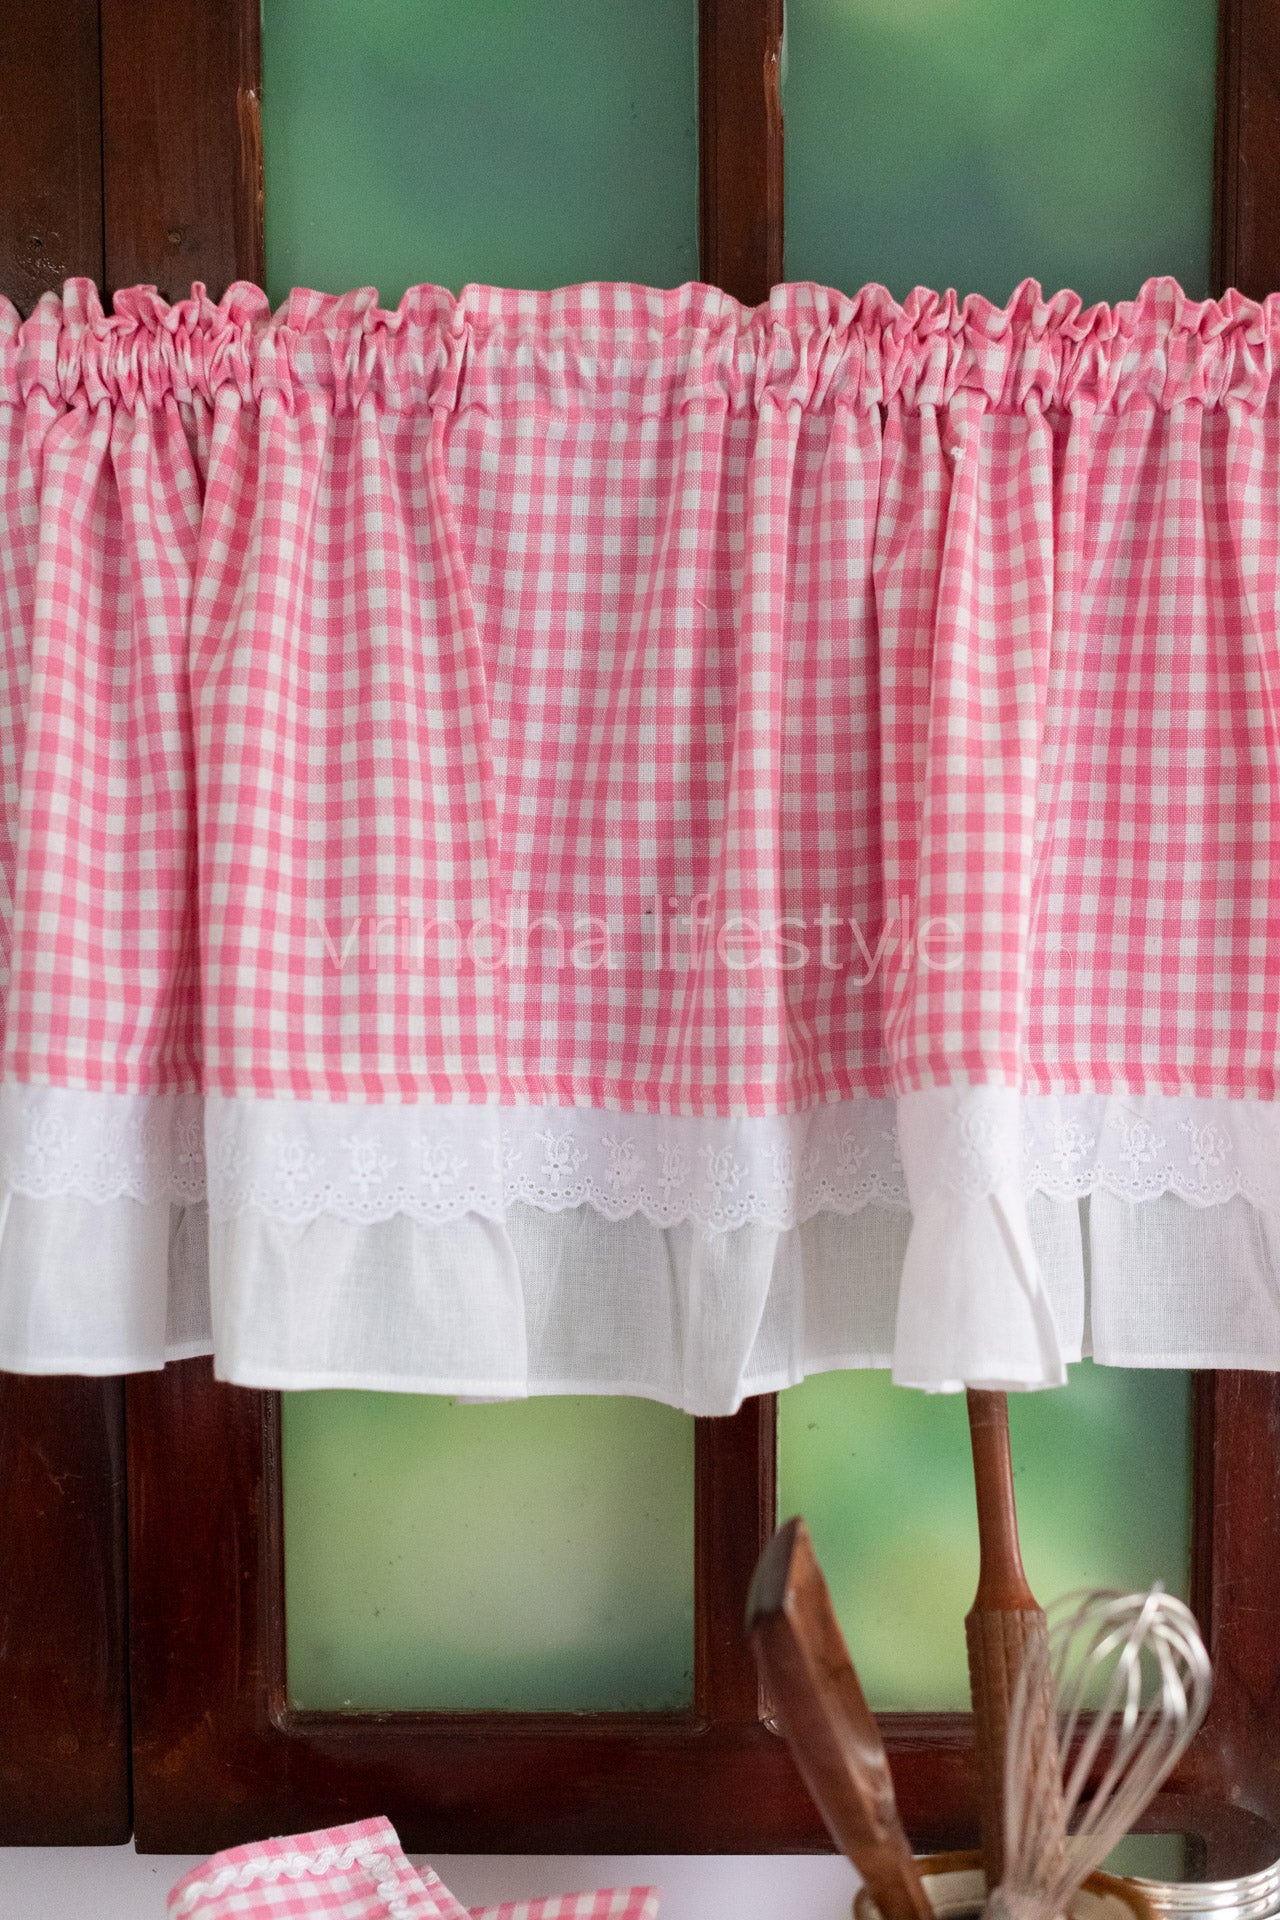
[990,1587,1213,1920]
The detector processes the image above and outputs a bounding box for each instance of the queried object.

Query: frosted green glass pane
[778,1362,1191,1711]
[784,0,1216,304]
[261,0,698,303]
[282,1393,695,1711]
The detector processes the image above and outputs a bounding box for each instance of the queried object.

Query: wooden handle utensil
[964,1388,1064,1889]
[747,1516,934,1920]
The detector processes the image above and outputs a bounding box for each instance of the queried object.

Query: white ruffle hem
[2,1083,1278,1412]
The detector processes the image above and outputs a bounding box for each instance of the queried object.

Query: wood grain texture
[1180,20,1280,1862]
[748,1519,933,1920]
[0,1375,130,1844]
[126,1360,990,1854]
[1171,1374,1280,1872]
[964,1606,1056,1888]
[963,1389,1063,1887]
[0,0,104,311]
[0,3,130,1849]
[128,1361,818,1855]
[698,0,784,303]
[101,0,263,299]
[696,1394,776,1723]
[126,1361,984,1854]
[1215,0,1280,298]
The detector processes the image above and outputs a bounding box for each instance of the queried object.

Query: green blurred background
[262,0,1214,308]
[265,0,1210,1721]
[784,0,1215,304]
[284,1390,696,1711]
[262,0,699,302]
[284,1363,1190,1714]
[777,1363,1191,1711]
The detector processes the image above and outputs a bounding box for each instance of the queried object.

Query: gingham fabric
[467,1896,659,1920]
[166,1816,660,1920]
[4,274,1280,1397]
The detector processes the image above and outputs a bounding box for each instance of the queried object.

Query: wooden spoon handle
[964,1389,1063,1886]
[748,1519,935,1920]
[966,1389,1036,1612]
[965,1598,1055,1885]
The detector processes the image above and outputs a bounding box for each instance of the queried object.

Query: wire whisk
[985,1587,1213,1920]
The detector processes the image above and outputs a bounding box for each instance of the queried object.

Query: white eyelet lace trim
[0,1084,206,1205]
[4,1082,1280,1229]
[203,1094,910,1229]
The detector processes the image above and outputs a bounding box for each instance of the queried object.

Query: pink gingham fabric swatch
[167,1819,454,1919]
[470,1897,660,1920]
[167,1816,660,1920]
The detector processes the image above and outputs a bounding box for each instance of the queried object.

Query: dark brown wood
[963,1389,1060,1887]
[128,1360,818,1854]
[1214,0,1280,298]
[126,1358,998,1855]
[1169,1374,1280,1868]
[748,1519,933,1920]
[0,0,104,311]
[128,1361,793,1853]
[101,0,263,300]
[127,1353,1280,1859]
[0,1375,130,1844]
[0,3,130,1850]
[965,1392,1036,1615]
[698,0,784,303]
[1186,21,1280,1862]
[696,1396,776,1723]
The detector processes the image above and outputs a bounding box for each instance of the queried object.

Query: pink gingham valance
[3,275,1280,1406]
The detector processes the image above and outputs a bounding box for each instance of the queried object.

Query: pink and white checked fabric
[471,1898,659,1920]
[166,1816,660,1920]
[4,273,1280,1111]
[5,273,1280,1395]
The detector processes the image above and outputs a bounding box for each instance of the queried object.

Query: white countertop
[0,1847,859,1920]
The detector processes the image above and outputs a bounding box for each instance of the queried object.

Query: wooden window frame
[2,0,1280,1863]
[0,0,122,1847]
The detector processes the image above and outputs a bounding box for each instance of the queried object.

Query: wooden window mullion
[0,1377,130,1844]
[698,0,784,306]
[695,1394,777,1725]
[692,0,785,1737]
[1213,0,1280,304]
[100,0,262,303]
[0,0,130,1849]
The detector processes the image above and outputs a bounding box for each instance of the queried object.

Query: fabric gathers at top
[2,274,1280,1409]
[8,274,1280,414]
